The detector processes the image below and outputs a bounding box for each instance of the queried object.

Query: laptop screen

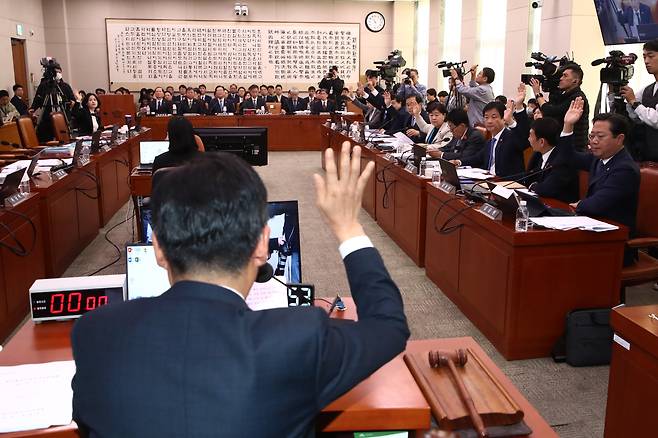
[139,141,170,165]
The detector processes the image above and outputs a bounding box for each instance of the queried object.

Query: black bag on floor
[551,308,613,367]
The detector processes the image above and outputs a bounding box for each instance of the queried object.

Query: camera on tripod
[366,50,407,88]
[40,57,61,82]
[521,51,576,93]
[435,60,467,79]
[591,50,637,87]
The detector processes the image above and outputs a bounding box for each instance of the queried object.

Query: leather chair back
[637,164,658,237]
[51,112,70,142]
[346,101,363,115]
[17,116,40,148]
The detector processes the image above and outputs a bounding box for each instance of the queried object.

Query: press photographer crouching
[29,57,75,142]
[621,38,658,162]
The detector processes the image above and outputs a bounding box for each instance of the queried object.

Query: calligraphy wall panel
[106,19,360,90]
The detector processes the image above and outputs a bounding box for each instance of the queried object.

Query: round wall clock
[365,11,386,33]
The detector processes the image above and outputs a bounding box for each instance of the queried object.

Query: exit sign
[16,24,24,36]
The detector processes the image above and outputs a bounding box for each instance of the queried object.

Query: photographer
[319,66,344,104]
[396,68,427,103]
[29,59,75,142]
[529,64,589,151]
[452,64,495,127]
[620,39,658,162]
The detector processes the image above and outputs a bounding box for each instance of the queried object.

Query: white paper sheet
[392,132,414,144]
[245,278,288,311]
[0,361,75,433]
[530,216,619,232]
[456,168,494,180]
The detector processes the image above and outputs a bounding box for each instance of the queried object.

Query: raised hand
[313,142,374,243]
[564,96,584,128]
[503,100,515,125]
[515,83,526,108]
[529,78,542,95]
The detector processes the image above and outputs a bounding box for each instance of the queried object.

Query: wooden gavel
[429,349,488,438]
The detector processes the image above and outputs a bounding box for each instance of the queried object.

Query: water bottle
[350,122,359,140]
[515,200,529,232]
[172,104,177,115]
[419,157,427,176]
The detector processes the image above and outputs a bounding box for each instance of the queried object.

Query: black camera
[435,60,467,79]
[592,50,637,87]
[369,50,407,88]
[40,57,61,82]
[522,52,576,93]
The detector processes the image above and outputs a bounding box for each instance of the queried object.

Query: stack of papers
[0,361,75,433]
[456,168,494,180]
[530,216,619,232]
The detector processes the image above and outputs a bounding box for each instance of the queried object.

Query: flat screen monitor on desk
[195,127,268,166]
[138,141,170,169]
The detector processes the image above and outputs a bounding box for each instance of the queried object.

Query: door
[11,38,28,100]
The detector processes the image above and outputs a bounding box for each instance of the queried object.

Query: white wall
[42,0,396,93]
[0,0,46,98]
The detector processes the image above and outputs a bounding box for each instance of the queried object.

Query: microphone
[497,164,555,186]
[591,58,607,67]
[255,262,316,307]
[256,262,275,283]
[366,115,396,144]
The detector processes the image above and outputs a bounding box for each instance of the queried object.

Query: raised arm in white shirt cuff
[339,235,374,259]
[363,92,370,99]
[370,88,379,96]
[560,131,574,137]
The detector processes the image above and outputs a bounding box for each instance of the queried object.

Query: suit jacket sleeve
[576,163,640,217]
[531,138,577,200]
[316,247,409,408]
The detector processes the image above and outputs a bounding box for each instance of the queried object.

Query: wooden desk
[0,302,554,437]
[374,154,428,267]
[140,114,329,151]
[0,194,46,343]
[424,184,627,360]
[31,164,100,278]
[604,304,658,437]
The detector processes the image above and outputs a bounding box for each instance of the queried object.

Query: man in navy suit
[179,87,205,114]
[148,87,172,115]
[71,145,409,437]
[283,88,307,113]
[618,0,653,38]
[433,109,486,162]
[565,97,641,266]
[310,89,336,114]
[456,90,530,177]
[207,85,235,114]
[198,84,213,107]
[522,116,579,203]
[240,84,266,114]
[403,94,430,143]
[384,96,411,135]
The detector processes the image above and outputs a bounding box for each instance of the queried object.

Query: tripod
[35,78,71,142]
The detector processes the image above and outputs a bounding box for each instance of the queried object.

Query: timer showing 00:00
[30,287,124,321]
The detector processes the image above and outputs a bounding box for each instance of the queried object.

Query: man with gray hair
[284,87,307,113]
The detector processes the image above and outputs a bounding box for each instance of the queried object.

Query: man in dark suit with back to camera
[71,145,410,437]
[310,88,336,114]
[240,84,266,114]
[564,97,641,266]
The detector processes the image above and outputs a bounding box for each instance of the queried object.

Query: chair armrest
[45,141,60,146]
[627,237,658,249]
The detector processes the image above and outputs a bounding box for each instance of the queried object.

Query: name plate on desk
[101,145,112,153]
[405,163,418,174]
[384,153,394,162]
[77,156,90,167]
[477,203,502,221]
[438,181,456,194]
[50,169,67,181]
[4,192,29,208]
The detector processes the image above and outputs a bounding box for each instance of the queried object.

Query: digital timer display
[30,287,124,321]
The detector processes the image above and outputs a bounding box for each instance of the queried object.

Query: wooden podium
[98,95,135,126]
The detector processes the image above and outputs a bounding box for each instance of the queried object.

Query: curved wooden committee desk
[140,114,332,151]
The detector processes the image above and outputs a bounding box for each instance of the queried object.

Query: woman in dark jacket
[74,92,102,135]
[152,117,202,174]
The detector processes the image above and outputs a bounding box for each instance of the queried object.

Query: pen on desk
[649,313,658,322]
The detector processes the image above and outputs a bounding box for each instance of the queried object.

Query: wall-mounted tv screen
[595,0,658,45]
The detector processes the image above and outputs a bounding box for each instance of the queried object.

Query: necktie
[254,98,257,107]
[189,100,192,108]
[219,100,223,109]
[323,101,326,110]
[426,127,438,144]
[293,99,297,107]
[487,138,497,170]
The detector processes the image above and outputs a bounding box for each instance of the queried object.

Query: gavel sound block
[403,348,524,432]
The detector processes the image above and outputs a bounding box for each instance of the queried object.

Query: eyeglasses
[588,132,610,141]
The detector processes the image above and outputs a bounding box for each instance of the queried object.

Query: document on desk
[0,360,75,433]
[392,132,414,144]
[456,168,494,180]
[530,216,619,232]
[246,277,288,311]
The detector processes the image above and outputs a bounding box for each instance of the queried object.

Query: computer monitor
[139,141,170,168]
[0,167,27,204]
[438,158,461,191]
[125,243,170,300]
[195,127,268,166]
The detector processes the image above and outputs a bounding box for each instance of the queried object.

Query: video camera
[40,57,61,82]
[366,50,407,87]
[435,60,467,79]
[591,50,637,87]
[521,52,576,93]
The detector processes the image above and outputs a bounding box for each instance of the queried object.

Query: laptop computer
[89,130,103,154]
[515,190,575,217]
[0,167,26,205]
[72,140,85,168]
[138,141,169,170]
[438,158,462,191]
[26,150,43,178]
[125,243,171,300]
[266,102,282,114]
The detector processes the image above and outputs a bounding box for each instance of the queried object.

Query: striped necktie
[426,127,438,144]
